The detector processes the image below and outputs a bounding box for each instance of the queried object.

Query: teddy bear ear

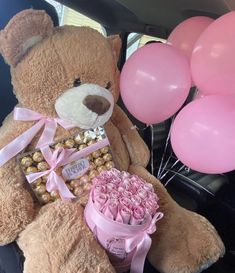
[107,35,122,65]
[0,9,54,67]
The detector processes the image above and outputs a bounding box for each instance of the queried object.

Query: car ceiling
[58,0,234,37]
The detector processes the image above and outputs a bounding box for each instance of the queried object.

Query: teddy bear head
[0,9,121,129]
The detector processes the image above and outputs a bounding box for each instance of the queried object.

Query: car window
[45,0,106,35]
[127,33,166,59]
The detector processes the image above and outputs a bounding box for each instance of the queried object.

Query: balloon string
[150,125,154,175]
[131,124,154,174]
[157,116,175,179]
[222,0,233,10]
[160,156,179,179]
[163,168,215,197]
[159,154,172,176]
[157,130,171,178]
[131,124,150,131]
[164,163,185,187]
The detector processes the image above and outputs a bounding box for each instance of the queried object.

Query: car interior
[0,0,235,273]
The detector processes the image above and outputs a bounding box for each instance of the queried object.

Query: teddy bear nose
[83,95,111,115]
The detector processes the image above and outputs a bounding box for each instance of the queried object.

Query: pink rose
[119,197,132,208]
[116,205,132,224]
[93,193,108,210]
[99,172,116,183]
[122,190,132,199]
[92,177,106,185]
[122,178,130,190]
[130,206,145,225]
[108,199,119,219]
[130,175,143,185]
[129,181,141,193]
[94,184,107,192]
[129,174,143,183]
[128,184,138,194]
[145,199,159,216]
[146,197,158,208]
[131,195,142,206]
[144,204,156,216]
[117,186,125,193]
[137,189,148,199]
[109,168,121,176]
[148,206,158,216]
[141,198,159,216]
[121,171,130,179]
[106,183,116,192]
[92,184,107,200]
[142,182,154,192]
[102,204,115,220]
[111,177,122,185]
[110,190,120,199]
[90,168,161,225]
[148,191,159,202]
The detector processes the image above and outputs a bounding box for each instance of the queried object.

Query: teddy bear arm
[111,105,150,167]
[104,120,131,171]
[0,114,36,245]
[0,158,35,245]
[0,112,34,149]
[17,201,115,273]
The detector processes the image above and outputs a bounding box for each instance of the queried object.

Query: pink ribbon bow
[27,137,110,201]
[124,212,163,273]
[0,107,75,167]
[27,146,77,200]
[85,196,164,273]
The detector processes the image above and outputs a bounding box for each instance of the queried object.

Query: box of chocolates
[19,127,115,205]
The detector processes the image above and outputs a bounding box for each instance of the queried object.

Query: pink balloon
[120,43,191,124]
[168,16,214,60]
[191,12,235,95]
[171,95,235,174]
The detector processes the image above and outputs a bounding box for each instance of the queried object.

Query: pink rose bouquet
[84,168,163,273]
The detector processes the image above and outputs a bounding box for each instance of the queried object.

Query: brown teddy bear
[0,9,225,273]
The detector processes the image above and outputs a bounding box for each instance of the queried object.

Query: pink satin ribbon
[27,137,110,200]
[0,107,75,167]
[85,196,164,273]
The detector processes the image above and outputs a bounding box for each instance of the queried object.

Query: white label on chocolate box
[62,159,89,180]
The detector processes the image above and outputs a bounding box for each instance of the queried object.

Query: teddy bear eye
[73,78,81,87]
[105,82,112,90]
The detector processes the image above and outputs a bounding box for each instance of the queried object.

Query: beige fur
[0,9,224,273]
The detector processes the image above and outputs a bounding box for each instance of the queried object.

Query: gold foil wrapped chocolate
[26,166,38,174]
[64,139,75,148]
[37,161,49,171]
[21,157,33,167]
[32,152,44,162]
[19,127,114,205]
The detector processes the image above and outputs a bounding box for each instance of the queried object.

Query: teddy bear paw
[17,200,115,273]
[148,208,225,273]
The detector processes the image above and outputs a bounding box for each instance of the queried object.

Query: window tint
[127,33,166,59]
[45,0,106,35]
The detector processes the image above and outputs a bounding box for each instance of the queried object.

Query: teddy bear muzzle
[55,83,114,129]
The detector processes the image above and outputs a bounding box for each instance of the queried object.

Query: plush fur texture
[0,9,225,273]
